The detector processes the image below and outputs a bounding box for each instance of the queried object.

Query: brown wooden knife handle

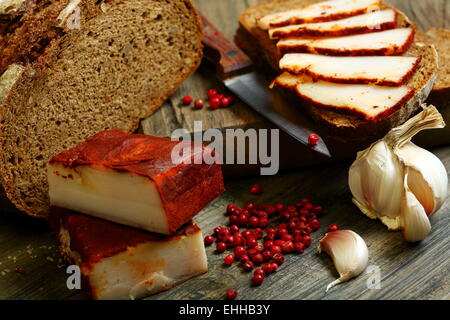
[200,13,253,79]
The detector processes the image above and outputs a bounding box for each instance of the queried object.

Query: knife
[199,14,331,158]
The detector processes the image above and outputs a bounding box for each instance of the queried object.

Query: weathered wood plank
[0,0,448,300]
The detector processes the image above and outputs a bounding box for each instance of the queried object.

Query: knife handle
[199,13,253,79]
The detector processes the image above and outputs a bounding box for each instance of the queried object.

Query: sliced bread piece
[0,0,204,218]
[269,9,398,39]
[279,54,420,86]
[277,27,415,55]
[236,0,438,141]
[258,0,381,29]
[426,28,450,108]
[272,72,414,121]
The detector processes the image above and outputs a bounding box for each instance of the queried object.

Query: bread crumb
[100,2,109,13]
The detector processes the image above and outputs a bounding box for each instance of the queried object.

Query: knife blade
[199,14,331,158]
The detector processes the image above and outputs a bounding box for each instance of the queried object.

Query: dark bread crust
[0,0,204,218]
[236,0,438,141]
[426,28,450,109]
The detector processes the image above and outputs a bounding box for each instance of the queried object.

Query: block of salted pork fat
[47,129,224,235]
[50,207,208,300]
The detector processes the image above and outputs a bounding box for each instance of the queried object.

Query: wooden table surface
[0,0,449,300]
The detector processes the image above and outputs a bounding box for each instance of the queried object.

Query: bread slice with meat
[235,0,438,140]
[0,0,203,218]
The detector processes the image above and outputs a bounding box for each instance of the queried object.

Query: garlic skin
[318,230,369,292]
[401,171,432,242]
[349,105,448,241]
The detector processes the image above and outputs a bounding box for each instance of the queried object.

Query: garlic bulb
[318,230,368,292]
[349,105,448,241]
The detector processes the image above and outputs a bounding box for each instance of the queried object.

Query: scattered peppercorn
[182,96,193,105]
[252,253,264,265]
[243,261,255,271]
[252,273,265,286]
[220,96,231,108]
[327,224,339,232]
[209,97,221,109]
[272,253,285,265]
[224,254,234,266]
[210,196,324,294]
[301,235,313,247]
[234,246,247,259]
[194,98,204,109]
[250,184,262,195]
[308,133,320,146]
[226,289,238,300]
[204,235,214,246]
[207,89,218,100]
[216,242,227,253]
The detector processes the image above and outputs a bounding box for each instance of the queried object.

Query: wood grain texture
[0,0,449,300]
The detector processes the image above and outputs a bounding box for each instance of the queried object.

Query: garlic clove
[396,142,448,216]
[406,167,436,215]
[401,171,432,242]
[349,140,404,229]
[318,230,369,292]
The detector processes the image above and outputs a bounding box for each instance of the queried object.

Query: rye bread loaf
[235,0,438,140]
[426,28,450,108]
[0,0,203,218]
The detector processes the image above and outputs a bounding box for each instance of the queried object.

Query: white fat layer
[89,230,208,300]
[270,9,396,38]
[259,0,381,29]
[280,54,418,84]
[278,28,413,52]
[274,73,411,119]
[47,164,170,234]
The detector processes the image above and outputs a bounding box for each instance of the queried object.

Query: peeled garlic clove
[401,171,432,242]
[318,230,368,292]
